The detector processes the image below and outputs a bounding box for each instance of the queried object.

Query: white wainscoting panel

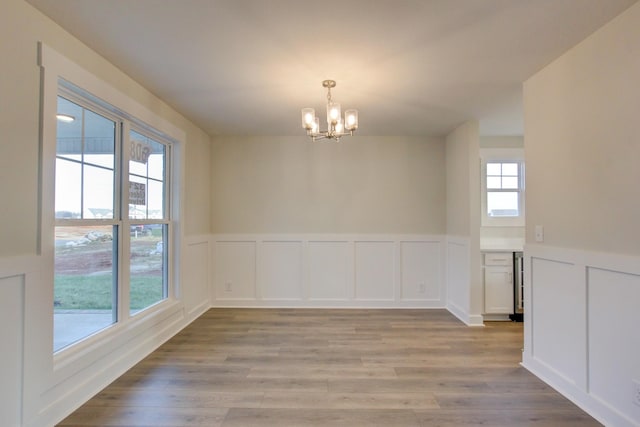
[446,237,474,325]
[0,274,24,427]
[587,267,640,424]
[182,238,210,318]
[211,235,447,308]
[530,256,586,388]
[213,241,257,300]
[400,240,442,301]
[0,255,45,427]
[524,244,640,427]
[259,241,303,300]
[355,241,395,301]
[307,241,351,301]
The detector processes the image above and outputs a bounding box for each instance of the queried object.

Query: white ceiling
[26,0,637,137]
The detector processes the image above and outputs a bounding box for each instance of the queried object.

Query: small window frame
[480,148,525,227]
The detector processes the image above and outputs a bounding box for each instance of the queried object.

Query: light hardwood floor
[58,308,602,426]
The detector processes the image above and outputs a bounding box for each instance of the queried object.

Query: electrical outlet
[633,379,640,407]
[419,282,426,293]
[224,281,232,292]
[535,225,544,242]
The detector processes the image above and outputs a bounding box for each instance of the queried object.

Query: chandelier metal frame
[301,80,358,142]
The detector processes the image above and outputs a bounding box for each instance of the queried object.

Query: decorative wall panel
[524,244,640,427]
[212,235,446,308]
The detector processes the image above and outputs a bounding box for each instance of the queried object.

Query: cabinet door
[484,266,514,313]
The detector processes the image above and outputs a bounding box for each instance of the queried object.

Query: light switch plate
[535,225,544,242]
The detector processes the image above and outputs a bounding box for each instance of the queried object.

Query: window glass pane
[486,163,502,176]
[84,109,115,169]
[487,192,519,217]
[56,96,116,220]
[502,163,518,176]
[56,97,82,161]
[502,176,519,189]
[84,153,114,169]
[147,142,165,181]
[129,131,166,179]
[129,130,152,177]
[128,154,147,177]
[129,175,147,219]
[487,177,502,189]
[130,224,166,314]
[54,225,117,352]
[55,159,81,218]
[83,165,114,219]
[147,179,164,219]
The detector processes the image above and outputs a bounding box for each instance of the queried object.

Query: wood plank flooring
[57,308,602,426]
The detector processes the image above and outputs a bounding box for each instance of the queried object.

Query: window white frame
[39,43,185,366]
[480,148,525,227]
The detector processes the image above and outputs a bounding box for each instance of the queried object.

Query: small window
[486,162,521,217]
[481,152,524,227]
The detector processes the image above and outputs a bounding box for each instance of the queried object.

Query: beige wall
[524,1,640,255]
[183,133,212,235]
[0,0,211,257]
[210,135,446,234]
[445,121,480,237]
[479,135,523,149]
[445,121,483,319]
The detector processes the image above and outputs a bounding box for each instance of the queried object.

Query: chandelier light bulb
[327,103,341,125]
[345,109,358,131]
[301,108,316,130]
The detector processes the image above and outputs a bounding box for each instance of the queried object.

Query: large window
[481,151,524,227]
[54,86,172,352]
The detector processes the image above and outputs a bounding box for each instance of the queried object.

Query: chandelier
[301,80,358,141]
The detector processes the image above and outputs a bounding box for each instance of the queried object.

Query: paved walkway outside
[54,311,114,352]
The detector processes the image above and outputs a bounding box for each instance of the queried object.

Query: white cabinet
[483,252,514,314]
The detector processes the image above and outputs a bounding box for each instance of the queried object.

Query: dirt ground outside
[55,225,163,276]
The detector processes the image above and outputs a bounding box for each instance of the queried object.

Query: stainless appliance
[509,251,524,322]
